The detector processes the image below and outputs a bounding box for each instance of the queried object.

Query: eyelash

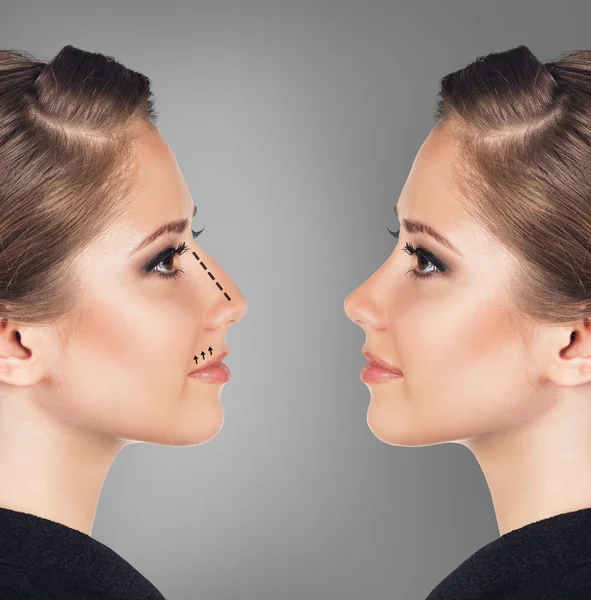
[146,227,205,280]
[147,225,448,281]
[386,226,447,280]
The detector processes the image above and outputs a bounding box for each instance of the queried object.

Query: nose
[206,285,248,332]
[344,273,385,332]
[192,250,248,331]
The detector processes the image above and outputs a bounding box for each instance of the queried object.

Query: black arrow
[194,355,198,364]
[208,346,213,355]
[201,351,206,360]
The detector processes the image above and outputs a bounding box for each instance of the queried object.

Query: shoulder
[544,561,591,599]
[0,561,49,599]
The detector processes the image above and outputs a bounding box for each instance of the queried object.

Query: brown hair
[433,44,591,335]
[0,44,157,333]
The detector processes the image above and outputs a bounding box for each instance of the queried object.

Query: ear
[0,318,50,388]
[544,317,591,388]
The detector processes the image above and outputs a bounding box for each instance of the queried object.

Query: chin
[366,399,454,448]
[176,402,225,447]
[136,402,225,447]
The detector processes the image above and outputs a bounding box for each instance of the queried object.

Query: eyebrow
[394,205,462,257]
[130,204,197,256]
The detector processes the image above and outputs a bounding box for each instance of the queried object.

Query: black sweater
[3,503,590,599]
[0,506,166,599]
[425,505,591,599]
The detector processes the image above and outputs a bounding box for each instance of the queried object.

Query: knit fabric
[425,506,591,599]
[0,506,166,599]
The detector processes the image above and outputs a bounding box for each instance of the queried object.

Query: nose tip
[343,290,358,324]
[234,295,248,323]
[344,282,385,332]
[204,286,248,333]
[227,290,248,327]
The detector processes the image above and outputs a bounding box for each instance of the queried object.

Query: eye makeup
[387,226,448,280]
[144,227,205,280]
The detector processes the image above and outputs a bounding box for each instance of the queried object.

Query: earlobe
[0,325,42,388]
[0,350,44,389]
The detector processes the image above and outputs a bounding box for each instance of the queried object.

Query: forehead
[397,124,519,274]
[77,126,195,261]
[397,125,464,227]
[124,127,194,223]
[397,124,500,258]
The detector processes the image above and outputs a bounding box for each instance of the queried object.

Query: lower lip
[188,363,230,383]
[360,363,403,383]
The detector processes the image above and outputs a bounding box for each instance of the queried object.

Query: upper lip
[362,349,403,375]
[188,351,229,375]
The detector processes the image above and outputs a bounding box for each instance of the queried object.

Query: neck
[464,390,591,536]
[0,391,126,536]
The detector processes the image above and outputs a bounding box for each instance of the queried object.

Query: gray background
[0,1,586,599]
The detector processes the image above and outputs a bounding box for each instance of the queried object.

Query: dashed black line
[192,251,232,301]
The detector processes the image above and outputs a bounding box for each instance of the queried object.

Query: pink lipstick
[360,350,403,383]
[188,352,230,383]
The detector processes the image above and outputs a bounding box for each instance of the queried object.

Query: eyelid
[143,227,205,274]
[144,243,185,272]
[408,243,446,271]
[386,226,448,273]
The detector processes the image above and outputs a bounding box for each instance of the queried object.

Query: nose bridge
[190,247,248,329]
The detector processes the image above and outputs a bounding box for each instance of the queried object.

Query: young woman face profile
[0,47,247,536]
[31,123,247,448]
[344,44,591,537]
[344,121,546,447]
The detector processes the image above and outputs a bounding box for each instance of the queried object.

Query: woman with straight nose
[345,44,591,599]
[0,45,247,598]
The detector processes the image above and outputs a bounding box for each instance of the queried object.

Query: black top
[3,503,590,600]
[0,506,166,599]
[425,506,591,599]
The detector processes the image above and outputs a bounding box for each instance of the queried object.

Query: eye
[386,226,447,280]
[144,227,205,280]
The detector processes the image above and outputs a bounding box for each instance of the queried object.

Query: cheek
[45,291,202,440]
[369,285,534,445]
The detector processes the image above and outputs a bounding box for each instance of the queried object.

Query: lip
[361,350,403,383]
[188,362,230,383]
[188,351,230,383]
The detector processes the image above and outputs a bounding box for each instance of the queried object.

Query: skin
[0,123,248,536]
[344,120,591,536]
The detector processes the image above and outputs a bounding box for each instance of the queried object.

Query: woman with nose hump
[345,44,591,599]
[0,44,247,598]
